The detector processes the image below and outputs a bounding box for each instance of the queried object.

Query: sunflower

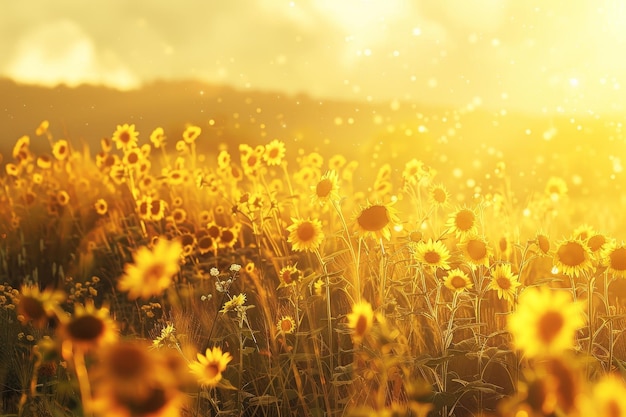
[347,300,374,341]
[278,265,302,288]
[553,238,593,278]
[189,346,233,387]
[507,286,585,358]
[287,217,325,252]
[122,146,143,167]
[182,125,201,144]
[545,176,568,201]
[118,238,183,300]
[572,224,595,242]
[446,207,479,239]
[36,154,52,169]
[588,233,609,259]
[328,154,347,171]
[354,201,399,241]
[263,139,286,166]
[112,123,139,150]
[487,263,521,304]
[428,184,450,207]
[150,127,166,148]
[59,300,119,356]
[459,235,492,268]
[536,233,551,255]
[16,285,66,328]
[311,170,340,205]
[443,268,473,293]
[414,239,451,270]
[604,242,626,277]
[220,293,247,314]
[12,135,30,159]
[52,139,70,161]
[588,374,626,417]
[276,315,297,335]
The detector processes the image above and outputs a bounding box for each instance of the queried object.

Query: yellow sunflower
[189,346,233,387]
[446,207,479,239]
[277,265,302,288]
[52,139,70,161]
[59,300,119,357]
[16,285,66,328]
[354,200,399,241]
[428,183,450,207]
[414,238,452,270]
[588,374,626,417]
[553,238,593,278]
[588,233,610,259]
[459,235,492,269]
[443,268,473,293]
[604,242,626,277]
[486,263,521,304]
[182,125,201,144]
[220,293,247,314]
[118,238,183,300]
[347,300,374,341]
[545,176,568,201]
[263,139,286,166]
[536,233,551,255]
[311,170,340,205]
[286,217,325,252]
[276,315,297,335]
[112,123,139,150]
[150,126,166,148]
[507,286,585,358]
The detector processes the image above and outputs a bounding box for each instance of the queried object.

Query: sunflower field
[2,120,626,417]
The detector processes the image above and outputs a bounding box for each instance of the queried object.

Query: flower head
[443,269,473,293]
[447,207,479,239]
[276,316,297,335]
[16,285,66,328]
[287,218,325,252]
[112,123,139,150]
[347,301,374,341]
[354,201,399,241]
[414,239,451,270]
[553,238,593,278]
[487,263,521,304]
[189,346,233,387]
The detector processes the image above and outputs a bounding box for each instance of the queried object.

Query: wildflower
[347,301,374,341]
[217,150,231,169]
[507,286,585,358]
[447,207,478,238]
[287,217,325,252]
[35,120,49,136]
[122,146,143,167]
[328,154,347,171]
[313,278,325,296]
[311,170,340,205]
[459,236,492,268]
[487,263,521,304]
[112,123,139,150]
[229,264,242,272]
[553,238,593,277]
[170,208,187,224]
[220,293,246,314]
[36,154,52,169]
[59,300,118,356]
[414,238,451,270]
[182,125,201,144]
[603,242,626,277]
[278,265,302,288]
[263,139,286,166]
[443,269,473,293]
[197,235,215,255]
[210,267,220,277]
[118,238,183,300]
[276,316,297,335]
[152,323,177,349]
[16,285,66,328]
[354,201,399,241]
[12,135,30,159]
[189,346,233,387]
[52,139,70,161]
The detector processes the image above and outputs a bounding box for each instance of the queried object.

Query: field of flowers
[1,121,626,417]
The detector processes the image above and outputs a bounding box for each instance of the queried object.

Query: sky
[1,0,626,114]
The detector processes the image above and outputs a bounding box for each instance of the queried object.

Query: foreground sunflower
[59,300,118,357]
[487,263,521,305]
[354,201,400,241]
[414,238,452,270]
[553,237,593,278]
[189,346,233,387]
[118,237,183,300]
[507,286,585,358]
[286,217,325,252]
[347,300,374,341]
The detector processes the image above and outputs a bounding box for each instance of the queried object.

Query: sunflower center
[146,263,167,282]
[282,270,294,284]
[455,210,475,231]
[537,235,550,254]
[557,242,585,267]
[67,315,105,341]
[280,319,293,333]
[316,179,333,198]
[205,362,220,379]
[423,251,441,264]
[609,247,626,271]
[355,314,368,337]
[588,235,606,252]
[605,399,621,417]
[296,222,316,242]
[450,275,467,289]
[432,188,447,203]
[268,148,279,158]
[496,276,512,290]
[220,229,235,244]
[247,155,258,167]
[467,239,487,260]
[358,205,390,231]
[537,311,564,344]
[19,297,46,321]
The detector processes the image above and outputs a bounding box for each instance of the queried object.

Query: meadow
[1,117,626,417]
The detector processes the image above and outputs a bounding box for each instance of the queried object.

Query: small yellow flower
[150,126,166,148]
[287,218,325,252]
[112,123,139,150]
[189,346,233,387]
[182,125,201,144]
[414,239,452,270]
[486,263,521,304]
[443,269,473,293]
[263,139,286,166]
[347,301,374,341]
[278,265,302,288]
[220,293,247,314]
[276,316,297,335]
